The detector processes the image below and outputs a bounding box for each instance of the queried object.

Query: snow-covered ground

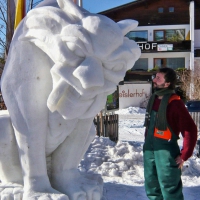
[79,107,200,200]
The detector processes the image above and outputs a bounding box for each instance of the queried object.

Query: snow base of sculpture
[0,174,103,200]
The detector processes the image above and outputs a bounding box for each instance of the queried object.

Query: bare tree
[0,0,16,60]
[0,0,7,57]
[177,60,200,101]
[0,0,15,110]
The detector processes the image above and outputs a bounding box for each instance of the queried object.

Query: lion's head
[19,0,141,119]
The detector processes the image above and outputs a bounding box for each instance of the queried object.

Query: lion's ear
[117,20,138,36]
[57,0,88,21]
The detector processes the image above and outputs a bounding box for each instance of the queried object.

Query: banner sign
[157,44,173,51]
[119,83,152,109]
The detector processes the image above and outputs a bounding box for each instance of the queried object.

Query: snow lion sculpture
[0,0,141,199]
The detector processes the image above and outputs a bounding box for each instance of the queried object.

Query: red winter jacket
[152,96,197,161]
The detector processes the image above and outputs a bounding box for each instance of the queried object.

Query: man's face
[152,72,170,88]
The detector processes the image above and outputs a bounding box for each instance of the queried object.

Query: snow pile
[80,136,200,186]
[115,107,146,115]
[79,137,144,185]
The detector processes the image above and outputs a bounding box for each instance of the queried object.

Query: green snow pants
[143,111,184,200]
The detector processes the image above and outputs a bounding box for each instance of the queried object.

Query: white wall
[194,30,200,49]
[119,83,152,109]
[133,25,191,70]
[135,24,190,41]
[140,52,190,70]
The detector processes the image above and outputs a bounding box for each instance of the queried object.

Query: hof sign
[137,42,175,52]
[137,42,157,50]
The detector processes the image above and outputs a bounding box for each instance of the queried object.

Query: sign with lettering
[157,44,173,51]
[137,42,157,50]
[119,83,152,109]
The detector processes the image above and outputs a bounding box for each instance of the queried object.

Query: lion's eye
[103,61,125,71]
[74,48,85,57]
[67,42,85,57]
[113,64,124,71]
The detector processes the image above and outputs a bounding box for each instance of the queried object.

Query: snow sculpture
[0,0,141,199]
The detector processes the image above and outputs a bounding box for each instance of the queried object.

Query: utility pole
[6,0,16,56]
[79,0,82,7]
[29,0,34,10]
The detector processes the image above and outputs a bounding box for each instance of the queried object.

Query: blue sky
[82,0,135,13]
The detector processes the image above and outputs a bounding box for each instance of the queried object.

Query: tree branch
[0,29,6,37]
[0,39,6,49]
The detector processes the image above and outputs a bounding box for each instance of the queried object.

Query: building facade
[101,0,200,108]
[101,0,200,73]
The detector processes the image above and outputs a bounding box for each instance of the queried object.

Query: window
[154,58,185,70]
[169,7,174,12]
[132,58,148,71]
[154,29,185,42]
[126,31,148,42]
[154,30,164,41]
[158,7,164,13]
[166,29,184,41]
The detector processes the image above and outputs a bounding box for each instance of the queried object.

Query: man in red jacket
[143,67,197,200]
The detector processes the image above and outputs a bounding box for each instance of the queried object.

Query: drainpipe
[189,1,195,99]
[79,0,82,7]
[190,1,194,71]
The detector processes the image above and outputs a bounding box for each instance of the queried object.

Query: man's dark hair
[158,67,177,89]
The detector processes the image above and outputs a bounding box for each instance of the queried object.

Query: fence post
[104,115,109,137]
[100,111,104,136]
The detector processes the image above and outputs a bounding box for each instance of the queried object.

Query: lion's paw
[0,183,69,200]
[23,192,69,200]
[53,171,103,200]
[81,173,103,200]
[0,183,23,200]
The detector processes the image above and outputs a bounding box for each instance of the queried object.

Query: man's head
[153,67,177,89]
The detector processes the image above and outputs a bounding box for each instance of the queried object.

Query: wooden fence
[189,112,200,157]
[94,112,118,142]
[189,112,200,133]
[0,93,6,110]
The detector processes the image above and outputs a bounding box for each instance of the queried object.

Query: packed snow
[79,107,200,200]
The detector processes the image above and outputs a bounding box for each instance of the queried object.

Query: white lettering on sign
[137,42,157,50]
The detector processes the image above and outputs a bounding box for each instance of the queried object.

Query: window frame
[131,58,148,71]
[126,30,148,42]
[158,7,164,13]
[154,30,165,41]
[169,7,174,12]
[154,29,185,42]
[154,58,185,69]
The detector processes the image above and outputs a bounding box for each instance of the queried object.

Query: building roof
[100,0,200,28]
